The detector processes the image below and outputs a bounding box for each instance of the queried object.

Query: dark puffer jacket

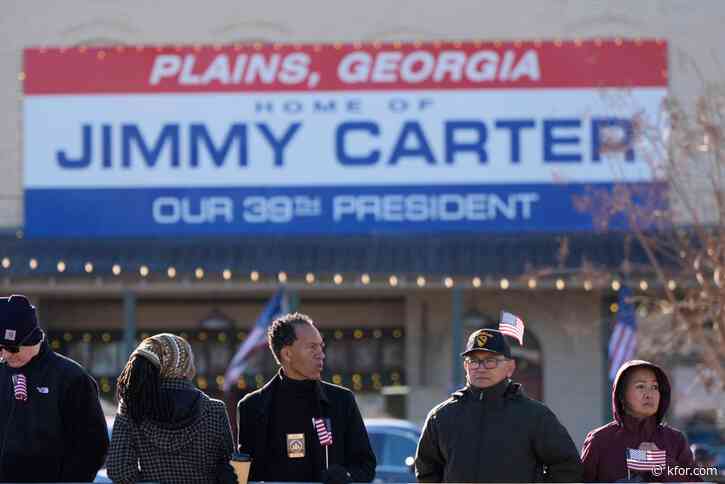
[581,360,697,482]
[0,341,109,482]
[415,378,583,482]
[107,379,235,484]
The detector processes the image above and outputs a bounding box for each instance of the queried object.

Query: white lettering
[338,52,371,83]
[153,197,233,224]
[337,49,541,84]
[279,53,310,84]
[433,51,466,82]
[179,54,201,85]
[231,54,248,83]
[332,193,540,222]
[465,51,498,82]
[400,51,435,83]
[499,51,515,80]
[333,196,356,220]
[511,50,541,81]
[371,51,403,83]
[200,54,231,84]
[244,54,281,84]
[149,55,181,85]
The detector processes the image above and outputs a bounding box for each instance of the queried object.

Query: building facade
[2,0,723,447]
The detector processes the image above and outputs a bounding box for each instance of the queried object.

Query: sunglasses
[0,329,37,354]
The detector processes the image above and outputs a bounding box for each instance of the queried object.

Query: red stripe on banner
[23,39,667,94]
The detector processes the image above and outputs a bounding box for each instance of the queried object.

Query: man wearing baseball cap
[0,294,109,482]
[415,328,582,482]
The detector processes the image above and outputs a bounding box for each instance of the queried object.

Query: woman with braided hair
[107,333,237,484]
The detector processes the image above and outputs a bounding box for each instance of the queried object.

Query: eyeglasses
[0,329,36,354]
[465,356,508,369]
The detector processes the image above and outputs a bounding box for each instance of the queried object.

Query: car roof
[364,418,420,433]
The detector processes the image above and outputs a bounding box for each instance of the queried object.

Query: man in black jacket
[0,294,109,482]
[237,312,376,484]
[415,328,583,483]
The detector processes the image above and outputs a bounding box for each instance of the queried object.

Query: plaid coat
[107,379,234,484]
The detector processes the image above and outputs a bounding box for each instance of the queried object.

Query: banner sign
[23,40,667,237]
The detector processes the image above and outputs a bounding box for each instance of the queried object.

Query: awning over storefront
[0,231,645,280]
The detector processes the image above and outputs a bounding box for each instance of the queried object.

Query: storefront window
[91,341,123,376]
[48,325,406,399]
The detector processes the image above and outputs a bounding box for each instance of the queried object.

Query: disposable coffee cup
[230,452,251,484]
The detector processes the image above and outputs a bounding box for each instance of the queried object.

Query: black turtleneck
[265,373,324,482]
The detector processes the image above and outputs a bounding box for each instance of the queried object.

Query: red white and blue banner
[23,40,667,238]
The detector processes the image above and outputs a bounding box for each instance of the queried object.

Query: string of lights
[0,255,671,292]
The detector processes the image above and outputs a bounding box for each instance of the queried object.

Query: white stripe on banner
[24,89,663,189]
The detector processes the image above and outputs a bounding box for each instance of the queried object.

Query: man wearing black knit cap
[415,328,583,483]
[0,294,109,482]
[237,312,376,484]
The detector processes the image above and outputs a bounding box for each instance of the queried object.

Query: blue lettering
[445,120,488,164]
[336,121,380,166]
[256,123,301,167]
[313,99,337,113]
[102,124,112,168]
[122,124,180,168]
[495,119,536,163]
[543,119,581,163]
[592,118,634,162]
[190,123,248,167]
[57,124,92,169]
[388,121,435,165]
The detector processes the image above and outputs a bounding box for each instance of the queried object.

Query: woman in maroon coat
[581,360,697,482]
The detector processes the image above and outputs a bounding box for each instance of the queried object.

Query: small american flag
[12,374,28,401]
[499,311,525,344]
[626,448,666,471]
[312,417,333,447]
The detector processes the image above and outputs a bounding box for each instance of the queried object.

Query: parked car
[714,445,725,480]
[365,418,421,483]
